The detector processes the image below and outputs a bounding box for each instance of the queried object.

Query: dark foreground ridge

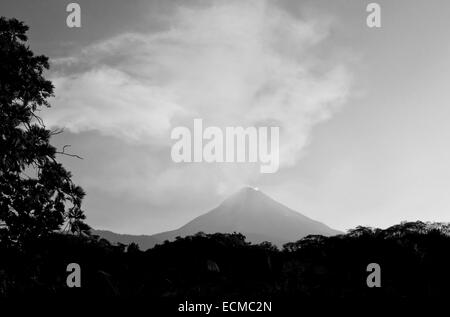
[1,221,450,297]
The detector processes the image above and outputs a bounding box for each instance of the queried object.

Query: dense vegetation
[0,17,89,246]
[1,221,449,297]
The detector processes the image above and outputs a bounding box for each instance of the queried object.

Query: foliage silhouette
[0,17,88,246]
[1,221,449,297]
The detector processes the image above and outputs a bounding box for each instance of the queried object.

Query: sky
[1,0,450,234]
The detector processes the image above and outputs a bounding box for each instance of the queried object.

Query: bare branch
[30,112,45,128]
[50,127,64,136]
[56,144,84,160]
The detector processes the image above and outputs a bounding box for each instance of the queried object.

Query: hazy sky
[2,0,450,234]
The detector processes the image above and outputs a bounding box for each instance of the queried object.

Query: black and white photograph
[1,0,450,311]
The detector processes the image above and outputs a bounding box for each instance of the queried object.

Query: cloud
[49,67,181,142]
[46,0,352,199]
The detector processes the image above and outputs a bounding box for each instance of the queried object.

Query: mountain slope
[91,229,160,251]
[151,187,341,246]
[94,187,342,250]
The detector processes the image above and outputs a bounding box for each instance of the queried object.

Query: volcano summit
[95,187,341,249]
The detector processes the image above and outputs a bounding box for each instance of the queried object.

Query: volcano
[94,187,341,249]
[151,187,341,247]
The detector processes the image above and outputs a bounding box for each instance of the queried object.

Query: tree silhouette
[0,17,89,245]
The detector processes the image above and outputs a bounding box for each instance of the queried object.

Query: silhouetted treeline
[0,17,89,246]
[1,221,450,297]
